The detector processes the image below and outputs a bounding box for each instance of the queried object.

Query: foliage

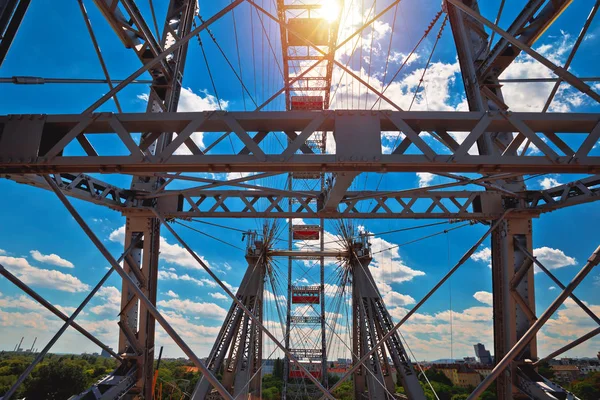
[0,352,117,398]
[537,361,555,379]
[569,371,600,400]
[328,373,340,385]
[261,374,282,400]
[421,368,453,386]
[331,379,353,400]
[263,385,280,400]
[23,361,88,399]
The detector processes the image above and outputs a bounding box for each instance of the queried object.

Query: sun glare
[320,0,341,22]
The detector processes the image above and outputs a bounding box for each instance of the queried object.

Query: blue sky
[0,0,599,361]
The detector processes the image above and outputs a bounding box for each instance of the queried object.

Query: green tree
[332,379,353,400]
[537,362,555,380]
[570,371,600,400]
[263,386,280,400]
[328,373,340,385]
[451,395,468,400]
[23,361,88,399]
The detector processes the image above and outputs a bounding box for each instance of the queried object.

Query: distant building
[100,347,114,358]
[580,365,600,375]
[551,365,580,383]
[472,365,494,379]
[473,343,493,365]
[436,364,482,388]
[261,359,275,376]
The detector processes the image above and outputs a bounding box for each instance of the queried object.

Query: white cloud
[108,225,125,243]
[416,172,434,188]
[470,246,575,272]
[473,291,493,306]
[500,32,589,112]
[165,290,179,298]
[0,249,6,255]
[30,250,74,269]
[471,247,491,263]
[109,225,213,271]
[0,292,47,312]
[209,292,228,300]
[368,236,426,286]
[539,177,561,190]
[159,269,212,287]
[90,286,121,315]
[157,298,227,319]
[264,289,286,304]
[549,286,557,290]
[0,255,89,293]
[533,247,576,270]
[178,87,228,112]
[383,291,416,306]
[159,236,212,270]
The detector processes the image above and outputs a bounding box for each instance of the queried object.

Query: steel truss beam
[161,189,509,220]
[1,111,599,174]
[4,174,599,219]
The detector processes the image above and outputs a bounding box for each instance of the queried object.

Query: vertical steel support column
[118,217,161,399]
[319,215,328,388]
[446,2,536,399]
[491,218,536,400]
[115,1,197,397]
[282,176,293,400]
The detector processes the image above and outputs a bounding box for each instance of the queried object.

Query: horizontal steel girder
[3,174,599,219]
[0,111,599,174]
[158,189,509,220]
[268,250,349,257]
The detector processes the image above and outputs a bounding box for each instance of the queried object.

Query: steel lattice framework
[0,1,600,400]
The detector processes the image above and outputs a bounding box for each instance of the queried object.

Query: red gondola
[289,362,322,379]
[291,286,320,304]
[291,96,324,111]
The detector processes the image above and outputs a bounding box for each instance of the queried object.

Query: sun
[320,0,341,23]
